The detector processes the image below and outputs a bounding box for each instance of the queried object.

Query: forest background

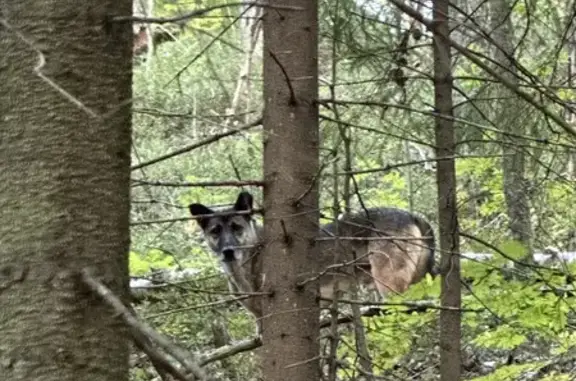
[129,0,576,380]
[11,0,574,379]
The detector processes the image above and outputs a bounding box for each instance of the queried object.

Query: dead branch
[320,99,575,148]
[268,50,297,105]
[386,0,576,138]
[296,251,374,288]
[319,297,482,312]
[131,208,263,226]
[131,117,262,171]
[165,7,253,87]
[460,232,566,275]
[320,113,435,148]
[199,337,262,366]
[315,235,434,241]
[132,179,264,188]
[0,19,99,118]
[131,217,198,226]
[145,295,253,320]
[318,302,481,329]
[81,269,207,381]
[113,2,304,24]
[335,154,511,176]
[131,327,193,381]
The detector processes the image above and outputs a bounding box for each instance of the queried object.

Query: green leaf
[472,325,527,350]
[498,240,528,261]
[469,362,546,381]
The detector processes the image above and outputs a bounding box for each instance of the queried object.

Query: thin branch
[131,118,262,170]
[269,50,298,105]
[131,217,198,226]
[459,232,566,275]
[336,154,510,176]
[320,99,576,149]
[315,235,434,242]
[294,157,339,205]
[164,7,251,88]
[387,0,576,138]
[319,297,481,312]
[318,302,480,329]
[145,295,253,320]
[131,208,263,226]
[0,19,99,118]
[131,327,193,381]
[81,269,206,380]
[113,2,304,24]
[199,337,262,366]
[132,179,264,188]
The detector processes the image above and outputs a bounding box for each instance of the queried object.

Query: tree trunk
[261,0,320,380]
[490,0,533,259]
[0,1,133,380]
[432,0,462,379]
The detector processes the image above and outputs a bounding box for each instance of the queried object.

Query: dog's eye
[230,223,243,233]
[209,225,222,236]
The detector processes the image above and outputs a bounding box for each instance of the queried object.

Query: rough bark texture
[432,0,462,379]
[0,1,133,380]
[261,1,320,380]
[490,0,533,258]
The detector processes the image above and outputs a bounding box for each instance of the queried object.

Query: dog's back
[190,192,437,322]
[316,207,436,300]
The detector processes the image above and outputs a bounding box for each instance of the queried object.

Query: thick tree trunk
[490,0,533,258]
[0,1,133,380]
[261,1,320,380]
[432,0,462,379]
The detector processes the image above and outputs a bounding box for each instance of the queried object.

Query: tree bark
[0,1,133,380]
[261,1,320,380]
[490,0,533,259]
[432,0,462,379]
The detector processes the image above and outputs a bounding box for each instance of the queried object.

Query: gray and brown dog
[189,192,437,330]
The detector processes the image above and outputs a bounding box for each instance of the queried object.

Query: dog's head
[189,191,257,264]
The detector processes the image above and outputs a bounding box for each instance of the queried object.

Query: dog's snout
[222,249,235,262]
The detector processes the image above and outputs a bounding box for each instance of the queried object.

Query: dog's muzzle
[222,249,236,262]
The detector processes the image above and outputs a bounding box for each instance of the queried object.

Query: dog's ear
[234,191,253,213]
[189,203,214,229]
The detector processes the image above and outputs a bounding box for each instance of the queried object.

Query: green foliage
[540,372,571,381]
[129,250,176,275]
[473,325,527,350]
[128,0,576,379]
[469,362,546,381]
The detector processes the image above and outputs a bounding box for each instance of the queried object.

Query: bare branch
[132,179,264,188]
[131,118,262,171]
[0,19,99,118]
[268,50,297,105]
[199,337,262,366]
[81,269,207,380]
[387,0,576,138]
[318,301,481,329]
[131,208,263,226]
[335,154,511,176]
[113,2,304,25]
[131,328,193,381]
[145,295,254,320]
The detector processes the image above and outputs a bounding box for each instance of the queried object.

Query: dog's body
[316,207,437,302]
[189,192,437,324]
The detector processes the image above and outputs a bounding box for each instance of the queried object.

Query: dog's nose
[222,249,235,262]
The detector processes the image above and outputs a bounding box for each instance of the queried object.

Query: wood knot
[0,264,28,292]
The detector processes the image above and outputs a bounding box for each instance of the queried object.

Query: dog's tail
[412,214,439,278]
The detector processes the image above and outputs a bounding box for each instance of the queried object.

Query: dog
[189,192,264,321]
[189,191,437,327]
